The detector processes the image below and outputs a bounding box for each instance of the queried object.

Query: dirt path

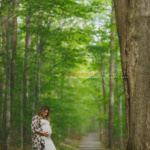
[75,132,106,150]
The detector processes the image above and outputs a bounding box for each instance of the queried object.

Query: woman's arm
[39,131,49,137]
[31,115,43,134]
[38,131,44,135]
[31,116,49,137]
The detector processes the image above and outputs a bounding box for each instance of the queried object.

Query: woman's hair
[37,105,51,121]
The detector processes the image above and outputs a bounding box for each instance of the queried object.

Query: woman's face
[42,109,49,117]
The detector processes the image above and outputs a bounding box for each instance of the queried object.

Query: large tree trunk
[113,0,150,149]
[108,1,115,149]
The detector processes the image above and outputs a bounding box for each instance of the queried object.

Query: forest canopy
[0,0,125,150]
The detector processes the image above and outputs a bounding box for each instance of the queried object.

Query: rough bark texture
[113,0,150,149]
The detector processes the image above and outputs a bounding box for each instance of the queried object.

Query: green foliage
[0,0,125,149]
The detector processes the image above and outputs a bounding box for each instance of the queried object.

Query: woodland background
[0,0,126,149]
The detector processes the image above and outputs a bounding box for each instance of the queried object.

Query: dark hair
[37,105,51,121]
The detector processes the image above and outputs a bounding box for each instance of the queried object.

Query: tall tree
[0,0,7,149]
[22,2,33,148]
[113,0,150,149]
[99,56,108,144]
[116,54,124,149]
[108,1,115,148]
[10,0,19,134]
[5,0,13,148]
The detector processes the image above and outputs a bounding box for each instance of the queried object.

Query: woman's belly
[42,124,52,135]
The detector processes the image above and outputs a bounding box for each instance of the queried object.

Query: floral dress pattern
[31,115,45,150]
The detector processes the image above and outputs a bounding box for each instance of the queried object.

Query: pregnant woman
[31,106,56,150]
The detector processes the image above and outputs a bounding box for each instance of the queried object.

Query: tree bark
[118,95,124,149]
[36,12,43,111]
[22,8,33,149]
[6,5,12,150]
[98,105,103,141]
[116,57,124,149]
[108,1,115,149]
[21,60,24,150]
[102,76,108,144]
[0,1,7,149]
[33,13,52,113]
[99,60,108,144]
[32,60,37,116]
[113,0,150,149]
[10,0,19,136]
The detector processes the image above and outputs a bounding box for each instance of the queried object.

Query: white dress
[40,119,56,150]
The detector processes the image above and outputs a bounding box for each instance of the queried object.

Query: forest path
[75,132,107,150]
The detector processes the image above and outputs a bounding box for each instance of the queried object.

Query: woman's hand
[43,132,49,137]
[42,132,49,137]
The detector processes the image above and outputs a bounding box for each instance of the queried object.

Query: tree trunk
[32,62,36,116]
[32,53,37,116]
[118,96,124,149]
[1,1,7,148]
[113,0,150,149]
[10,0,19,137]
[99,61,108,144]
[33,13,51,113]
[6,5,12,150]
[36,12,43,111]
[108,1,115,149]
[22,11,33,149]
[102,77,108,144]
[98,106,103,141]
[21,59,24,150]
[116,57,124,149]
